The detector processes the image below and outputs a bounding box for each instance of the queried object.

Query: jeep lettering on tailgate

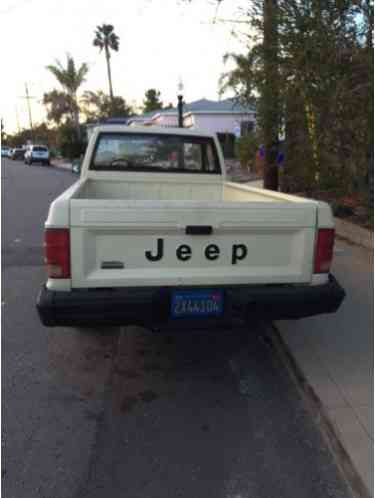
[145,238,248,264]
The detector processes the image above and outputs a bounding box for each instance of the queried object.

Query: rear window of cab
[90,132,221,174]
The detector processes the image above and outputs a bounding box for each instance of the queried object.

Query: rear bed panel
[70,201,317,288]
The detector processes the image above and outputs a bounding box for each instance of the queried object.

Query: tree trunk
[263,0,279,191]
[72,93,81,140]
[74,111,81,140]
[105,45,114,108]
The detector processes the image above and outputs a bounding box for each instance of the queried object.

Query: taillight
[44,228,70,278]
[314,228,335,273]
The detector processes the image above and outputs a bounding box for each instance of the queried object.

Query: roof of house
[128,98,255,121]
[155,98,255,115]
[90,98,256,128]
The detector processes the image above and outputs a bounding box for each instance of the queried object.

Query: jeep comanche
[37,126,345,328]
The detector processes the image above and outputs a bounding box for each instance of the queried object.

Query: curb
[334,218,373,250]
[51,161,73,172]
[265,322,371,498]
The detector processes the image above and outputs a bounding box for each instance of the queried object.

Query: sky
[1,0,250,134]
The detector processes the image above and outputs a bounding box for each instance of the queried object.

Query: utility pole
[15,106,21,134]
[177,95,183,128]
[177,79,184,128]
[19,83,35,141]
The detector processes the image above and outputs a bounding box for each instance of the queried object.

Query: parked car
[24,145,50,165]
[1,146,10,157]
[10,147,26,160]
[36,126,345,328]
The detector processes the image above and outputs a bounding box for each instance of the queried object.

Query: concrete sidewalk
[277,241,373,496]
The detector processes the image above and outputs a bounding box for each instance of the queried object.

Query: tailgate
[69,200,317,288]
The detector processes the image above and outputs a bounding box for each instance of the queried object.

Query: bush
[60,139,86,160]
[235,133,259,170]
[57,122,87,160]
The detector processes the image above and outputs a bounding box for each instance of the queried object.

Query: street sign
[233,124,241,138]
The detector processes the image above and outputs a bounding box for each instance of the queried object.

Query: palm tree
[46,54,88,138]
[93,24,120,104]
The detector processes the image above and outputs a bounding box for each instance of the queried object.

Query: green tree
[185,0,280,190]
[56,121,86,159]
[42,89,76,125]
[93,24,120,104]
[81,90,133,121]
[46,54,89,138]
[219,0,373,202]
[1,118,5,144]
[219,51,259,107]
[7,123,58,149]
[143,89,163,113]
[275,0,372,196]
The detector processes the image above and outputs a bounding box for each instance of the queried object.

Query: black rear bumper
[36,275,345,328]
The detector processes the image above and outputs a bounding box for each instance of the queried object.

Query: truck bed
[72,176,306,203]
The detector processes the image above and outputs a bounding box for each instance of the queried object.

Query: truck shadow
[47,320,282,420]
[110,323,277,415]
[48,326,120,401]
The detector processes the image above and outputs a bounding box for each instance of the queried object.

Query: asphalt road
[2,157,352,498]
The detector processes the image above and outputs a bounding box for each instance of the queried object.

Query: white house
[128,98,256,137]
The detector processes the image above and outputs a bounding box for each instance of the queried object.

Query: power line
[212,0,223,24]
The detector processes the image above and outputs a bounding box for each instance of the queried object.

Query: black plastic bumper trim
[36,275,345,327]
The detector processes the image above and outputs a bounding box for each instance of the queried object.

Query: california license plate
[171,289,224,318]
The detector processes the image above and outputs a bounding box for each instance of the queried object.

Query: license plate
[171,289,223,318]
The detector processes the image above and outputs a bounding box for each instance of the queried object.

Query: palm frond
[93,23,120,52]
[46,54,89,94]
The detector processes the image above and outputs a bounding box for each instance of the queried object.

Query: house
[127,98,256,137]
[86,98,256,156]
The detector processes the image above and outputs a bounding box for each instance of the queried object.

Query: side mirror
[72,158,81,174]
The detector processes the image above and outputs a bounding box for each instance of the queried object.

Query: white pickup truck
[37,126,345,328]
